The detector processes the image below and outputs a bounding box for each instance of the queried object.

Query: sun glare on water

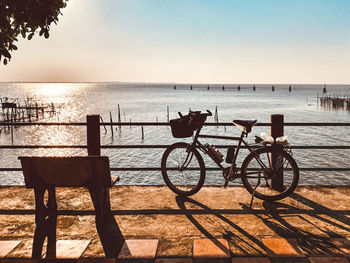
[35,83,74,103]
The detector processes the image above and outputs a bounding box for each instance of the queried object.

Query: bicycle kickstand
[224,179,229,188]
[249,173,261,208]
[249,188,256,208]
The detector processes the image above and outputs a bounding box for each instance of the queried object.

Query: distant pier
[319,95,350,110]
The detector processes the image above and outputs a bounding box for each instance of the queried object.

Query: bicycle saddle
[233,119,257,133]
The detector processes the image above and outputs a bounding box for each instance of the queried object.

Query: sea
[0,82,350,186]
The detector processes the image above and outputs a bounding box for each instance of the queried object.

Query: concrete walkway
[0,185,349,262]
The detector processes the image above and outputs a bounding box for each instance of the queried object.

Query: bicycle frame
[189,126,268,175]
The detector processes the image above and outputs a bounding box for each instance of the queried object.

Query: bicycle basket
[189,114,207,130]
[170,115,193,138]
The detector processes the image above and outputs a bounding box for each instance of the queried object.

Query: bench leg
[34,186,47,226]
[46,186,57,259]
[88,187,111,225]
[32,186,57,259]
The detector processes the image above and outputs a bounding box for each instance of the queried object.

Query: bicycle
[161,110,299,201]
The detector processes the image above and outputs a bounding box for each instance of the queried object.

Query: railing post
[271,114,284,191]
[87,115,101,156]
[86,115,111,223]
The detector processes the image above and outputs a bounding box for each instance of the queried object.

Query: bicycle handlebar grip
[207,110,212,116]
[178,112,183,118]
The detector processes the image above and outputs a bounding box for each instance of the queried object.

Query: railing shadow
[175,194,350,256]
[30,211,124,259]
[175,195,266,256]
[240,194,350,256]
[289,192,350,232]
[2,190,350,258]
[29,213,124,259]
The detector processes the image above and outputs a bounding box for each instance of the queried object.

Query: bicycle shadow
[289,191,350,232]
[175,193,350,257]
[175,195,266,256]
[241,196,349,256]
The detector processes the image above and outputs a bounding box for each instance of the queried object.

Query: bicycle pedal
[224,181,229,188]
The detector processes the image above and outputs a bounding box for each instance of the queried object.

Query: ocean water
[0,82,350,186]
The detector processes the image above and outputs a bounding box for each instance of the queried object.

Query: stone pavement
[0,185,349,262]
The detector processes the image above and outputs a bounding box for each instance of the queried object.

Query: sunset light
[1,1,350,261]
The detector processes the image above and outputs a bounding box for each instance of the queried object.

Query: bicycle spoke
[162,143,204,196]
[242,147,299,201]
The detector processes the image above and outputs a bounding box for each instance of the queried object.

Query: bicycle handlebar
[178,110,212,118]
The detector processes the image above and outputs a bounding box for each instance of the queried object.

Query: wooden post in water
[207,86,210,90]
[271,114,284,191]
[190,85,193,90]
[237,85,240,91]
[272,85,275,92]
[222,86,225,91]
[167,106,169,122]
[141,126,144,140]
[323,84,327,94]
[289,85,292,92]
[35,103,39,119]
[174,85,176,90]
[117,104,121,129]
[253,85,256,91]
[10,111,14,143]
[109,111,114,137]
[87,115,101,156]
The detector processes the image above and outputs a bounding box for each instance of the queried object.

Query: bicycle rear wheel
[241,146,299,201]
[161,142,205,196]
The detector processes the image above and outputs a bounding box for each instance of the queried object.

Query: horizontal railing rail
[1,145,350,149]
[0,119,350,175]
[2,122,350,126]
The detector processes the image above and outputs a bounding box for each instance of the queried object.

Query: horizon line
[0,81,349,86]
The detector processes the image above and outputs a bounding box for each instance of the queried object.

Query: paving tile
[231,257,271,263]
[1,260,39,263]
[77,259,116,263]
[47,240,91,259]
[193,239,230,258]
[332,238,350,255]
[0,240,21,258]
[262,238,304,257]
[308,257,349,263]
[155,258,192,263]
[228,235,267,256]
[118,239,159,259]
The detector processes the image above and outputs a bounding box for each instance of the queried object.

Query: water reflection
[1,83,350,185]
[34,83,73,103]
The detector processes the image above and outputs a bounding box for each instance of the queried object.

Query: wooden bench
[18,156,118,258]
[18,156,119,222]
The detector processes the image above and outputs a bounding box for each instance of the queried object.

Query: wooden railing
[1,115,350,177]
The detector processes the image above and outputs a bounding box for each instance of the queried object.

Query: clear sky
[1,0,350,83]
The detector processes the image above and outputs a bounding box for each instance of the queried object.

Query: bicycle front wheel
[241,146,299,201]
[161,142,205,196]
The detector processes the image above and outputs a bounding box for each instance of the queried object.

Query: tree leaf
[44,31,49,39]
[3,49,11,59]
[4,59,8,65]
